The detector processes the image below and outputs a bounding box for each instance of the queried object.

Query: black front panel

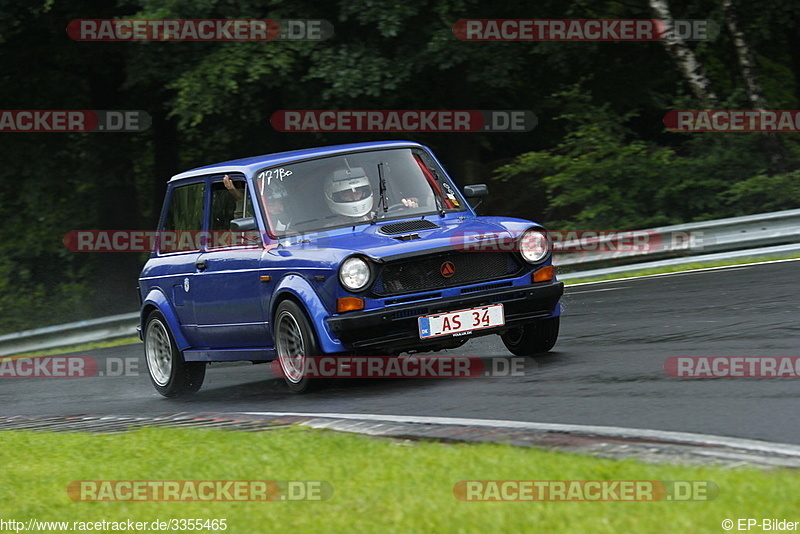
[371,252,524,297]
[379,220,440,234]
[329,281,564,351]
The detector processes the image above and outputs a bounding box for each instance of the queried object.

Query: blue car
[137,141,563,394]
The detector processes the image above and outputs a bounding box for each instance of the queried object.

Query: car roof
[169,140,425,182]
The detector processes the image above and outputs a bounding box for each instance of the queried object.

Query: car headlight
[518,228,550,264]
[339,256,371,291]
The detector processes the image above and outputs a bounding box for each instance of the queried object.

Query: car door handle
[195,258,207,271]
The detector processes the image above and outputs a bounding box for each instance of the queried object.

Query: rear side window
[160,182,205,253]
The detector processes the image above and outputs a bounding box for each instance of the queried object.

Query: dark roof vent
[379,220,440,235]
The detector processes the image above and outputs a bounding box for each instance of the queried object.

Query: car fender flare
[271,274,345,354]
[140,288,191,351]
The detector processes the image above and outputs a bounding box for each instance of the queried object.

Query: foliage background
[1,0,799,332]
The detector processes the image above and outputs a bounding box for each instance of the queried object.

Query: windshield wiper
[427,167,446,217]
[372,162,388,223]
[432,188,445,217]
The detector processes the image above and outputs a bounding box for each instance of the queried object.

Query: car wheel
[501,316,560,356]
[144,310,206,397]
[274,300,322,393]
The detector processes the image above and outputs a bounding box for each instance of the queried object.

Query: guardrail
[553,207,800,269]
[1,208,799,356]
[0,312,139,357]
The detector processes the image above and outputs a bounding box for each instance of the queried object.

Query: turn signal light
[533,265,555,283]
[337,297,365,313]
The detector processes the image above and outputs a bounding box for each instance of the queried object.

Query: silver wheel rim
[145,318,172,386]
[276,311,306,384]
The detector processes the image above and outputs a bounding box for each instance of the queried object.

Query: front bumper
[326,281,563,351]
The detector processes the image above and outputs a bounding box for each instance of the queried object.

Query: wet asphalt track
[2,261,798,444]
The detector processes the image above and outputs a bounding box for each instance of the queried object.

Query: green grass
[6,336,141,359]
[0,427,798,533]
[562,253,800,285]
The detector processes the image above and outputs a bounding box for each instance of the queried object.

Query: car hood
[277,215,540,262]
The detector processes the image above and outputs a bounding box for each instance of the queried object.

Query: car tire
[500,316,560,357]
[144,310,206,397]
[274,300,323,394]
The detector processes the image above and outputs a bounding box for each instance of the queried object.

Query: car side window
[209,177,258,248]
[210,178,252,229]
[160,182,204,253]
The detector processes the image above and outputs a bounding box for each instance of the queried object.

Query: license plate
[418,304,505,339]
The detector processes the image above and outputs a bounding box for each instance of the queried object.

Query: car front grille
[371,252,523,297]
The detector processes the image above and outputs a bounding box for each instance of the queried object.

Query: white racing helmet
[325,167,373,217]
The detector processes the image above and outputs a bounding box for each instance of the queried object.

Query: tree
[649,0,719,107]
[721,0,786,173]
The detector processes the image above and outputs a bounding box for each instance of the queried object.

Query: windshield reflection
[254,148,466,237]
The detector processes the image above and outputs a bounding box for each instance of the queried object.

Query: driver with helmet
[324,166,418,222]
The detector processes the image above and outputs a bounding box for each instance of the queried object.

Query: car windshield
[254,147,466,237]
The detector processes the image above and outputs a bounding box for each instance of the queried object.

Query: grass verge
[5,336,141,359]
[0,426,798,533]
[561,253,800,285]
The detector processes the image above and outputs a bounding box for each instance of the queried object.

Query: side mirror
[230,217,257,231]
[463,184,489,198]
